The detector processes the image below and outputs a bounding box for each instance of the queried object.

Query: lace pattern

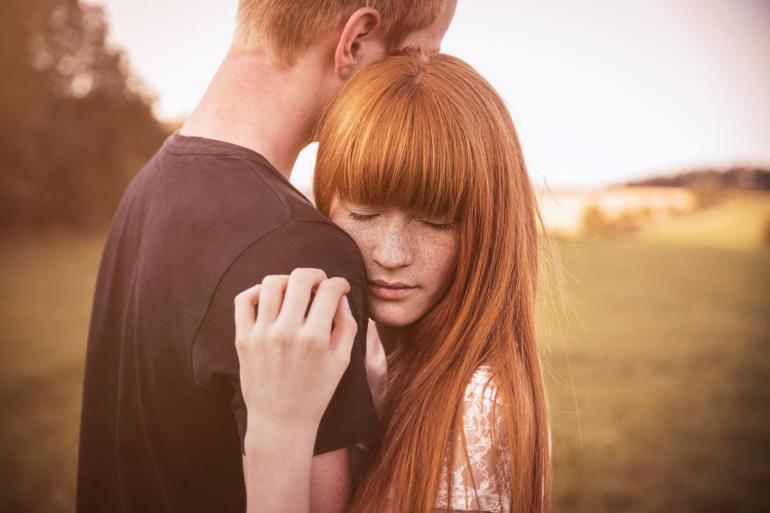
[434,365,510,513]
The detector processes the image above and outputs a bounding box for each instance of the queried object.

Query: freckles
[419,232,458,280]
[357,230,381,256]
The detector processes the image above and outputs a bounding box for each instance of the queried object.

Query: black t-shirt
[76,134,380,513]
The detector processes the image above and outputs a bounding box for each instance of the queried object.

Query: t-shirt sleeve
[191,220,381,456]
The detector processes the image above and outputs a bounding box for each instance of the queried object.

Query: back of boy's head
[234,0,446,65]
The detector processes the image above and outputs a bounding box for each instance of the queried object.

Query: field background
[1,193,769,513]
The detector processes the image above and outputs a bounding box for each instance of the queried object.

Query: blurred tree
[625,166,770,192]
[582,206,611,238]
[582,206,643,238]
[0,0,168,232]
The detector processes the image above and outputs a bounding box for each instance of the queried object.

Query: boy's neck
[180,46,330,179]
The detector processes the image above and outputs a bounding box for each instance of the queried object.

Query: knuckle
[321,278,347,297]
[315,279,336,295]
[297,326,324,346]
[236,330,261,352]
[250,325,268,343]
[291,267,327,283]
[234,288,253,306]
[266,323,290,345]
[289,268,310,283]
[262,274,287,288]
[292,270,314,289]
[329,277,351,293]
[305,267,328,280]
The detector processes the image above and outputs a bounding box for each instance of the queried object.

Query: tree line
[625,166,770,191]
[1,0,169,233]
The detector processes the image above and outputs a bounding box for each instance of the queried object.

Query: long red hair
[314,49,551,513]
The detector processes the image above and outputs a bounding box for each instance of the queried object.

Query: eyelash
[347,211,454,231]
[422,221,455,232]
[348,212,379,222]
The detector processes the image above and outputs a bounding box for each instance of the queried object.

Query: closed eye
[347,210,380,222]
[421,220,455,232]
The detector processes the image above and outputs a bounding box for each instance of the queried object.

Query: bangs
[315,69,475,221]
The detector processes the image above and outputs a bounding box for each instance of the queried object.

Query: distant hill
[625,166,770,191]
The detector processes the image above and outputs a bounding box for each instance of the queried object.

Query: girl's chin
[370,302,426,328]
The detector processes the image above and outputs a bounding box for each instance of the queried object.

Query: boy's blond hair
[234,0,445,65]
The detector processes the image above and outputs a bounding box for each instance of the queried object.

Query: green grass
[0,232,103,513]
[1,221,769,512]
[542,239,770,512]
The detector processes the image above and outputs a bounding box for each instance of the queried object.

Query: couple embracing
[76,1,551,512]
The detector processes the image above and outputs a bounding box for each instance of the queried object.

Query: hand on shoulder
[234,268,358,441]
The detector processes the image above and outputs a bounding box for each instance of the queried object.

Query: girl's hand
[234,268,358,438]
[364,319,388,418]
[235,268,357,513]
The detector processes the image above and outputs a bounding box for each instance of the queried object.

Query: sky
[91,0,770,190]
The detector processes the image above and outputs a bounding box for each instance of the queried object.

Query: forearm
[244,415,316,513]
[234,272,360,513]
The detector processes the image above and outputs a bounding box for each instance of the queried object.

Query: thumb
[366,318,384,359]
[331,296,357,363]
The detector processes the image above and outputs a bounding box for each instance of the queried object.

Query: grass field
[1,196,769,512]
[543,239,770,512]
[634,191,770,249]
[0,232,103,513]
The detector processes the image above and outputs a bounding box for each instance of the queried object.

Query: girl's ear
[333,7,384,79]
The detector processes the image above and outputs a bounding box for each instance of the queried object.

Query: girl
[235,49,551,513]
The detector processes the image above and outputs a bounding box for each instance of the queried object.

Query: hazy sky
[92,0,770,189]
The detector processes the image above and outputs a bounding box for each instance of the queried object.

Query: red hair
[315,49,551,513]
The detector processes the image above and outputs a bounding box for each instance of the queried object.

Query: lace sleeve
[434,366,510,513]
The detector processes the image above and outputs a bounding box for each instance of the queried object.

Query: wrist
[243,416,315,513]
[244,414,317,455]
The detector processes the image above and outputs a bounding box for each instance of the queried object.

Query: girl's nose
[372,225,413,270]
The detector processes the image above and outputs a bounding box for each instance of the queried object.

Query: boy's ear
[334,7,383,79]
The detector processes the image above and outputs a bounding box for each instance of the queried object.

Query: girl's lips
[368,281,417,301]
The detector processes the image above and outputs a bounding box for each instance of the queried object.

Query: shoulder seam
[186,216,362,403]
[187,219,294,403]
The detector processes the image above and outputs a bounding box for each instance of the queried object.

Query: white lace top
[434,365,510,513]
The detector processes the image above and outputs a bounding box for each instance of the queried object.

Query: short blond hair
[234,0,446,65]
